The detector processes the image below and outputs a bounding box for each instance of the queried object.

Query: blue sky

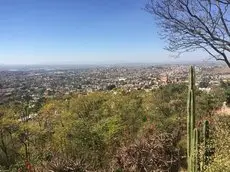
[0,0,203,65]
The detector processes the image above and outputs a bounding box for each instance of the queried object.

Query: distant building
[118,77,126,82]
[160,74,170,85]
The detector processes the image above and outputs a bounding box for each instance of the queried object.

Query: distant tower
[160,74,170,85]
[0,83,2,95]
[166,74,169,84]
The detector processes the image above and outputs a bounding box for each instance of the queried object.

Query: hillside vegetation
[0,83,228,171]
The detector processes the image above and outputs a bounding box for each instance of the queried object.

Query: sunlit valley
[1,0,230,171]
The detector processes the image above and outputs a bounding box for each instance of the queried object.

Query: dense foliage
[0,83,227,171]
[204,116,230,172]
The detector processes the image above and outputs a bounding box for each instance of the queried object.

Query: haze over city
[0,0,206,65]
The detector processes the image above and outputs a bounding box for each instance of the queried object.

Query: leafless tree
[146,0,230,67]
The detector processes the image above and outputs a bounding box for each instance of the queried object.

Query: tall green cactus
[187,66,197,172]
[194,128,200,172]
[187,66,210,172]
[203,120,209,169]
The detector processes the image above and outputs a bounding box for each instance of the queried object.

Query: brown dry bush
[114,132,180,172]
[40,155,87,172]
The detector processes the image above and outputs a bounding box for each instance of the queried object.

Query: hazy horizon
[0,59,218,67]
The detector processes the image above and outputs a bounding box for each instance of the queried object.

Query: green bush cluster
[0,81,225,171]
[204,116,230,172]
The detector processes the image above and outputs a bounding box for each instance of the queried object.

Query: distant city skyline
[0,0,207,65]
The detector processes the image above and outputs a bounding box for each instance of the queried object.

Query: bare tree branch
[146,0,230,67]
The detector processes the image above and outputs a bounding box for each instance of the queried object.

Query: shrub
[114,132,180,172]
[204,116,230,171]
